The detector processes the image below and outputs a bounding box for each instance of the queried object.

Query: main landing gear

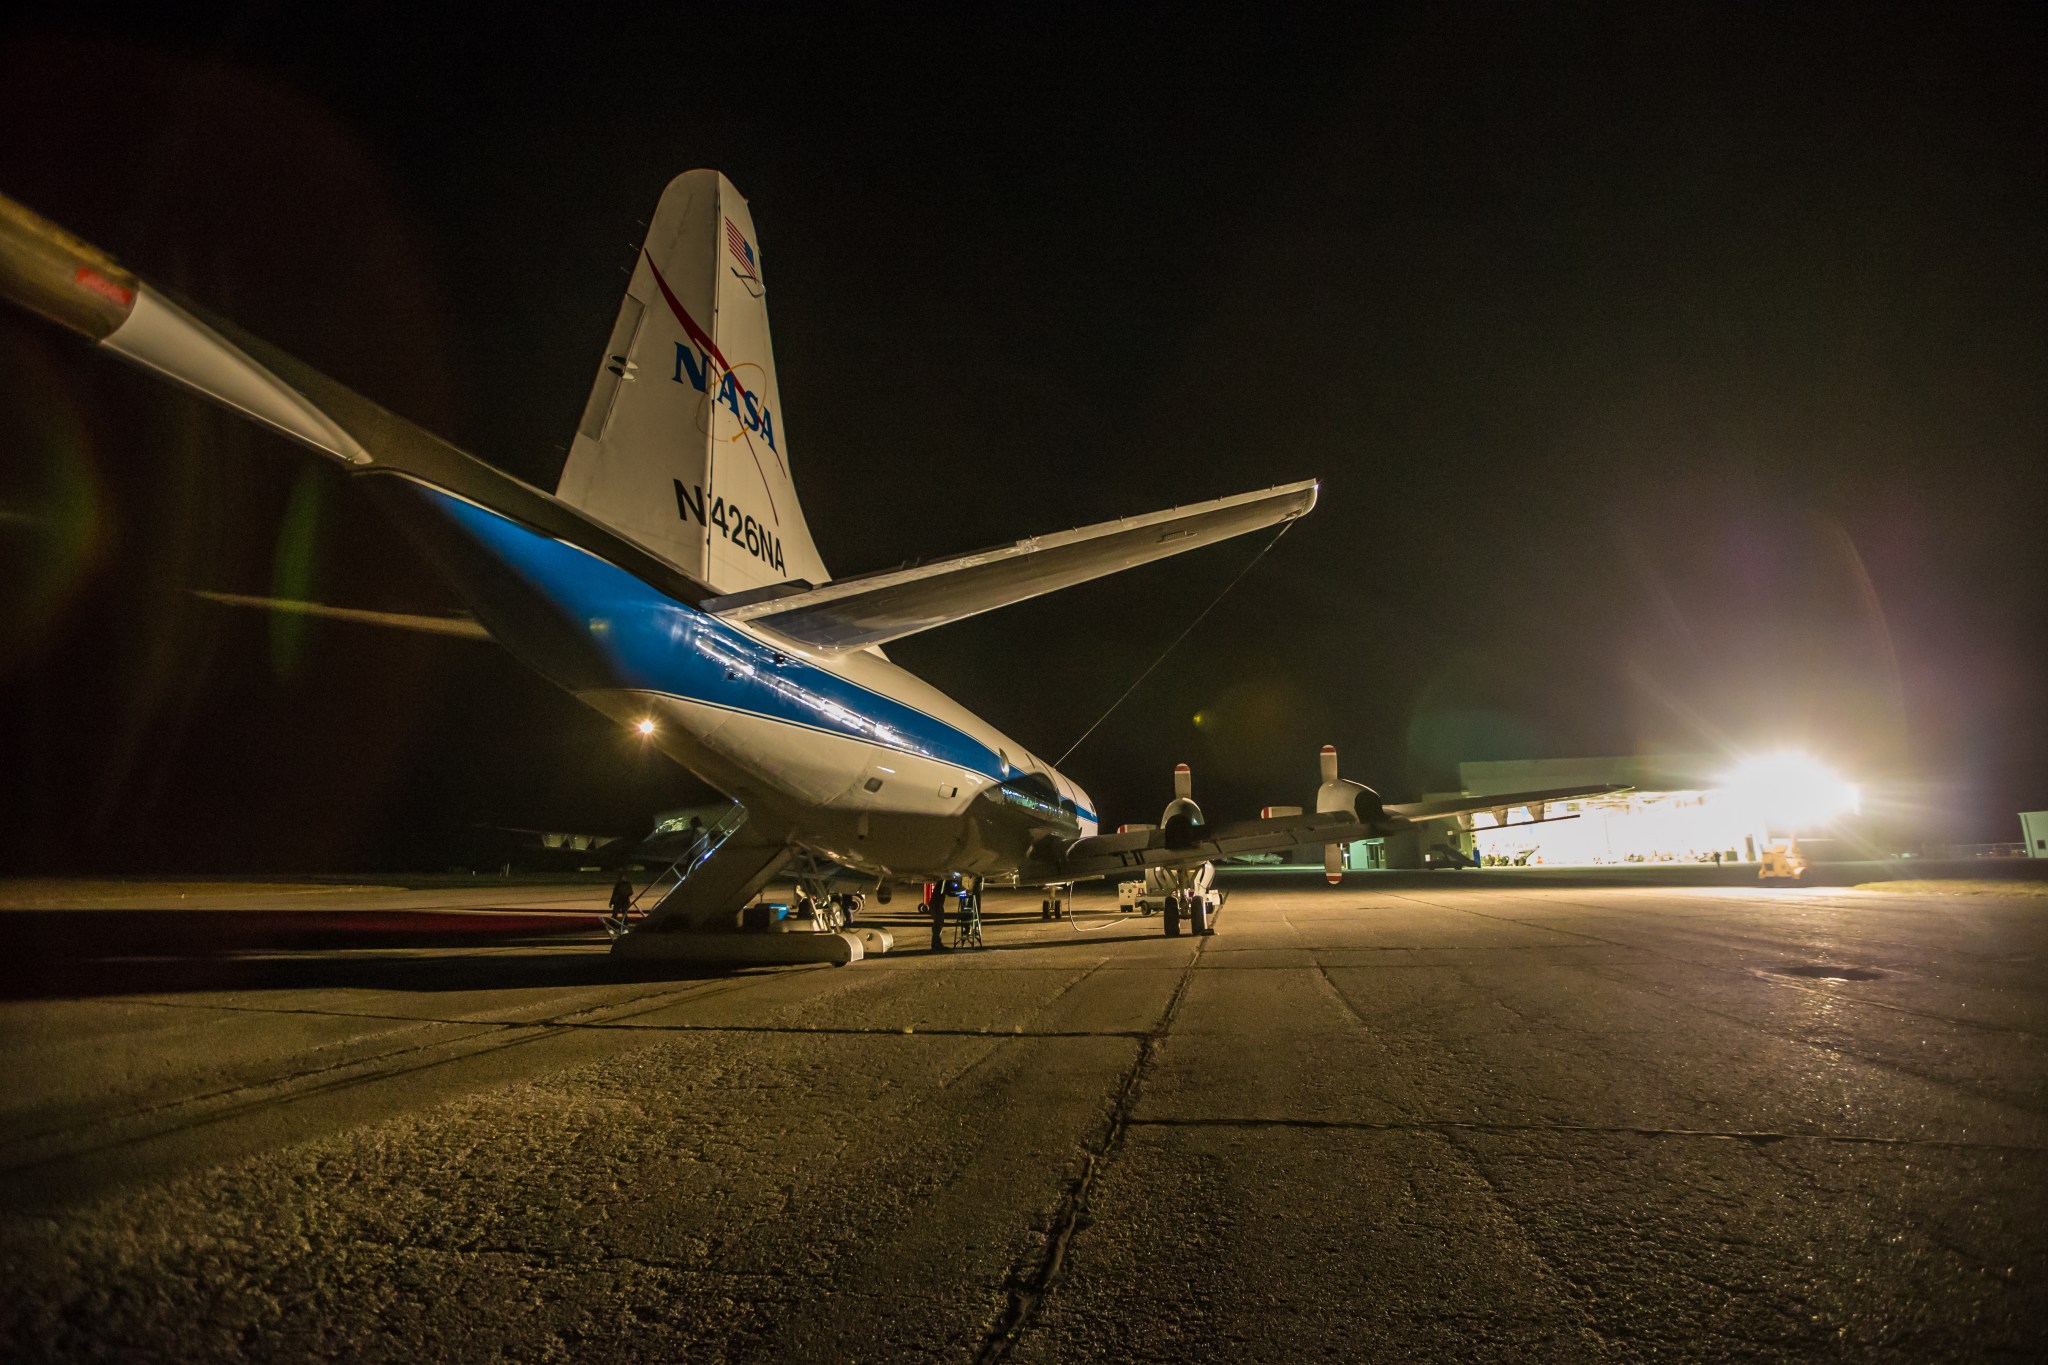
[795,889,865,932]
[1161,888,1215,938]
[1039,885,1073,920]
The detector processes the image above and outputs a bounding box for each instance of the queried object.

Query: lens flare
[1718,752,1860,831]
[0,334,108,674]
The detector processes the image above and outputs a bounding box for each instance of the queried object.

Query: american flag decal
[724,219,758,278]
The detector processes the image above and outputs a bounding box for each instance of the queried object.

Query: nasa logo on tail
[671,343,778,454]
[643,253,781,456]
[725,218,763,297]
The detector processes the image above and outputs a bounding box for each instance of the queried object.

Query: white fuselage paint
[579,616,1097,882]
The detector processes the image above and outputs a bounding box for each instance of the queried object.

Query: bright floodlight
[635,718,656,737]
[1719,751,1860,831]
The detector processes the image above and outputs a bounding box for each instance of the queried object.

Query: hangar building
[1341,755,1793,870]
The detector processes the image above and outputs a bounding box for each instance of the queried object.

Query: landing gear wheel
[1040,899,1051,920]
[1164,893,1182,938]
[1190,895,1209,937]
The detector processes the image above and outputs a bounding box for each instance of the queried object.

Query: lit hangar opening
[1374,753,1859,869]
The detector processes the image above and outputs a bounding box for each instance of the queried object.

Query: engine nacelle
[1161,800,1204,849]
[1316,779,1383,820]
[1161,762,1204,848]
[1314,746,1386,826]
[1312,745,1387,884]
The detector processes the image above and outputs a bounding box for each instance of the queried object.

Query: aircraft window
[863,777,884,792]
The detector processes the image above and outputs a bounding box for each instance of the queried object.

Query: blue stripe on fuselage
[412,482,1095,821]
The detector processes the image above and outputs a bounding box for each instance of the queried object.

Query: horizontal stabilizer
[194,591,491,640]
[716,480,1318,652]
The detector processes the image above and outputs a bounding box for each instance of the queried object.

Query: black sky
[1,3,2041,871]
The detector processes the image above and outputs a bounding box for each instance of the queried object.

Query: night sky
[1,5,2041,872]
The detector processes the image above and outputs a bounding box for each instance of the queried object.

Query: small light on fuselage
[635,718,656,737]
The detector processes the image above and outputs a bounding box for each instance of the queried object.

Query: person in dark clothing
[603,874,636,935]
[929,876,953,951]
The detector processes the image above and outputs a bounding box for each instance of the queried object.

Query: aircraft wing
[0,191,719,612]
[1026,783,1627,885]
[1381,786,1628,823]
[193,592,492,640]
[1026,809,1368,886]
[711,480,1318,652]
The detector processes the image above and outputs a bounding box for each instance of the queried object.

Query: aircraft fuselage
[374,474,1098,883]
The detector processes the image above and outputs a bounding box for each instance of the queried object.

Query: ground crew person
[929,876,952,951]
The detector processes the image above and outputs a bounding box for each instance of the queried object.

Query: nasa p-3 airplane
[1,171,1596,958]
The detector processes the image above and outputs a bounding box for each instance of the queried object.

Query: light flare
[1718,751,1860,831]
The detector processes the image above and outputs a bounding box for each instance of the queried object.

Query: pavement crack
[1311,961,1369,1029]
[974,938,1208,1364]
[1433,1123,1614,1353]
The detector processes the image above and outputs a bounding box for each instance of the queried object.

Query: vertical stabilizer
[557,170,829,594]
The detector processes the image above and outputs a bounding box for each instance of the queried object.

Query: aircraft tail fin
[556,170,829,597]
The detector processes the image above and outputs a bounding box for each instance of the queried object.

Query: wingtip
[0,191,140,340]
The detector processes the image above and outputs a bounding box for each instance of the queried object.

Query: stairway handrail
[626,804,748,913]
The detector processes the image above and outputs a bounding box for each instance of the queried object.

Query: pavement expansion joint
[0,1022,586,1182]
[1743,974,2037,1035]
[1602,971,2048,1108]
[587,1021,1150,1039]
[116,971,783,1030]
[1420,895,1643,949]
[1122,1115,2048,1153]
[974,934,1211,1364]
[1443,899,2039,1040]
[0,1023,517,1163]
[2,975,795,1182]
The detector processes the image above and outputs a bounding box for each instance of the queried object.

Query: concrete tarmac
[0,874,2042,1361]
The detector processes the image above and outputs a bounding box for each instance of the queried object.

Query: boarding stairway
[604,804,750,938]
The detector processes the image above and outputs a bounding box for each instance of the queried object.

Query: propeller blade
[1319,744,1338,784]
[1324,842,1343,884]
[1173,763,1192,800]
